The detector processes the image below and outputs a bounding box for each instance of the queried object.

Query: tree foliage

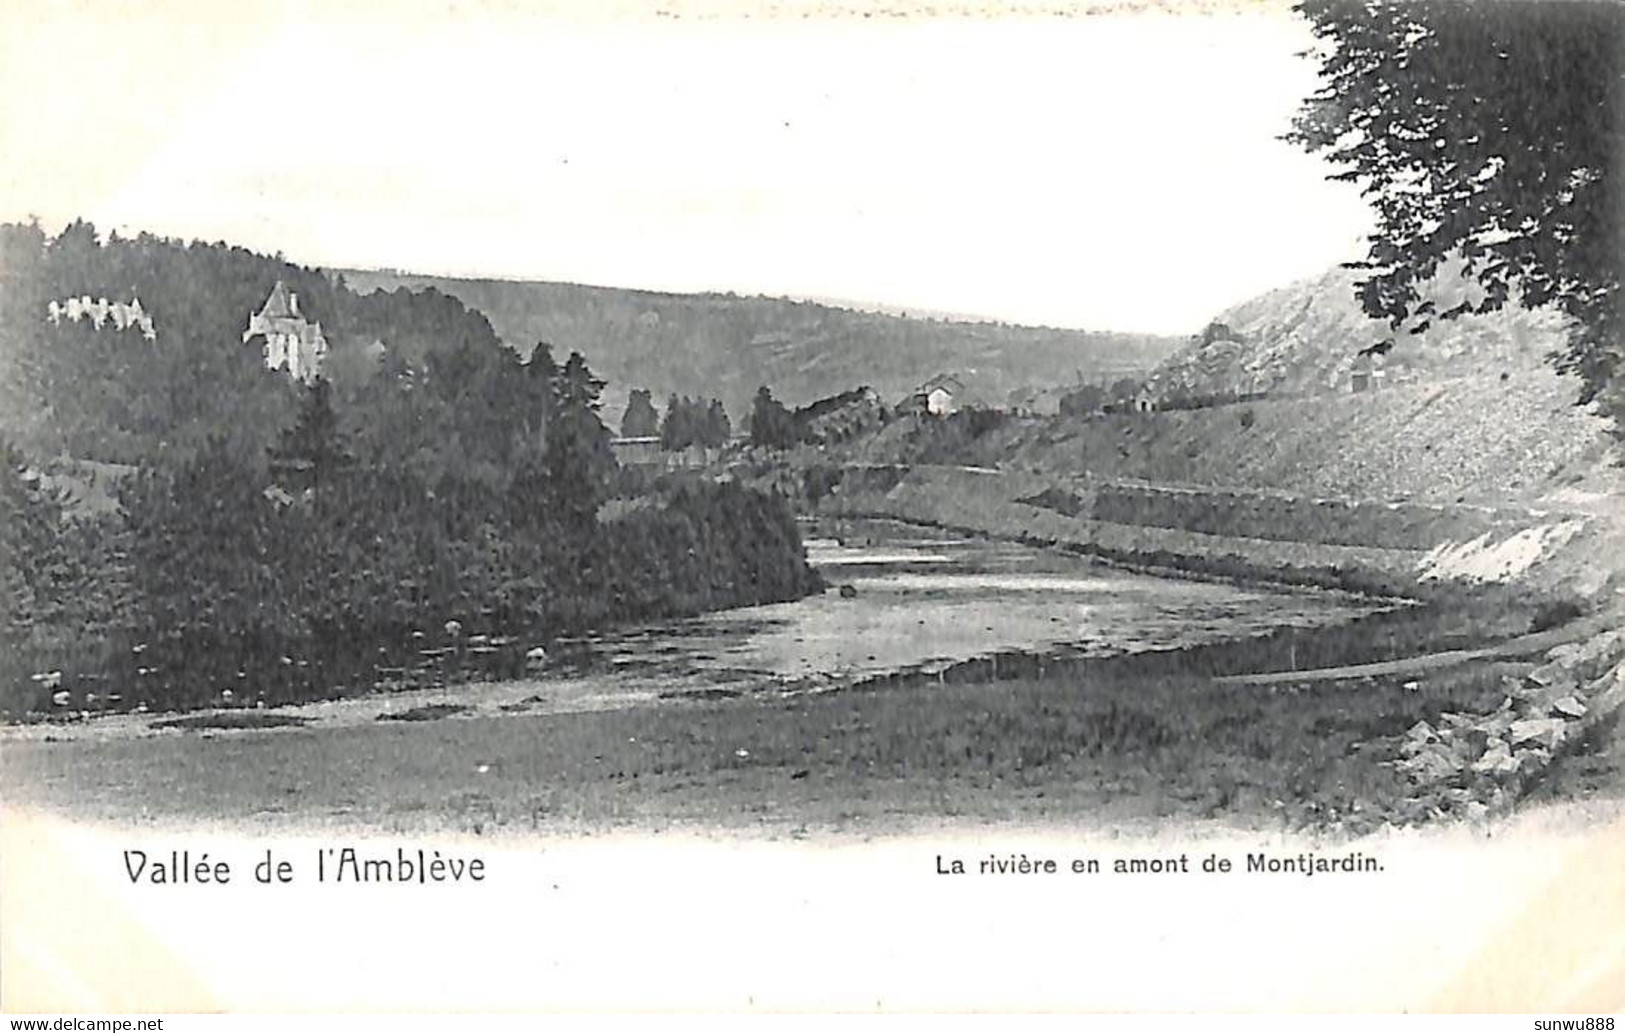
[1108,378,1141,403]
[94,448,819,712]
[1288,0,1624,428]
[1059,383,1106,417]
[0,439,133,700]
[270,377,352,503]
[620,388,660,438]
[749,385,798,450]
[0,439,69,639]
[544,350,616,530]
[704,399,732,446]
[658,394,731,451]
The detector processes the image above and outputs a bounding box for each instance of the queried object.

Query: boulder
[1471,738,1520,776]
[1551,695,1588,719]
[1508,717,1569,751]
[1545,642,1583,666]
[1504,673,1554,704]
[1396,746,1460,784]
[1439,711,1479,732]
[1402,720,1438,751]
[1526,662,1576,691]
[1473,700,1519,740]
[1569,629,1625,682]
[1516,746,1553,770]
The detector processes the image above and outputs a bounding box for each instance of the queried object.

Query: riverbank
[6,597,1615,837]
[6,487,1622,836]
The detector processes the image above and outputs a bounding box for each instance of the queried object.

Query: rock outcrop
[1147,263,1570,401]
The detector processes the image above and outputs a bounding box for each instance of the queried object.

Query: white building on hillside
[244,280,329,383]
[47,294,156,340]
[908,373,965,416]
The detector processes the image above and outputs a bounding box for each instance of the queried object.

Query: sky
[0,0,1375,335]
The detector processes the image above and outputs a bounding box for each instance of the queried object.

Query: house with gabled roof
[906,372,965,416]
[244,280,329,383]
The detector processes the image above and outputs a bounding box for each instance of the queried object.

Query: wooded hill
[0,220,826,716]
[0,219,540,482]
[341,269,1181,420]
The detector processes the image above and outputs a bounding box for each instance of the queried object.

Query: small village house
[1350,352,1388,393]
[907,373,965,416]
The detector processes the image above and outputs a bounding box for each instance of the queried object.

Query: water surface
[5,519,1382,740]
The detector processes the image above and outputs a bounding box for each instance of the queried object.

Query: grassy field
[7,604,1586,839]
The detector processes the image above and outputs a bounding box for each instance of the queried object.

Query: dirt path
[1211,612,1619,686]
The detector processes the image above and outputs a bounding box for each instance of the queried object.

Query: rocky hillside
[1147,263,1572,400]
[341,269,1179,422]
[838,367,1620,507]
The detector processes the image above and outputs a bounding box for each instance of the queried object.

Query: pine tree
[749,386,795,449]
[545,351,615,532]
[704,399,731,448]
[521,342,561,460]
[271,377,351,509]
[659,393,688,451]
[620,388,660,438]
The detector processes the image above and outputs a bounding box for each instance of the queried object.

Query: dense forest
[0,220,822,715]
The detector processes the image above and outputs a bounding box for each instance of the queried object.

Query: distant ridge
[341,268,1181,420]
[356,270,1046,328]
[778,293,1034,327]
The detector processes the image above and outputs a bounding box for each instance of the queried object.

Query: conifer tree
[545,351,615,531]
[271,377,351,510]
[621,388,660,438]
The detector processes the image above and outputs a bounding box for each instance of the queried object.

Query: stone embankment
[1389,628,1625,822]
[801,462,1623,604]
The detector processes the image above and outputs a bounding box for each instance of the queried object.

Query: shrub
[1529,599,1585,634]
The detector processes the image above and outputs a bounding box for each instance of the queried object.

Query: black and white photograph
[2,0,1622,1015]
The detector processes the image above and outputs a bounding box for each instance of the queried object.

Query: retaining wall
[811,463,1618,604]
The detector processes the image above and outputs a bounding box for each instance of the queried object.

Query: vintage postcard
[2,0,1622,1014]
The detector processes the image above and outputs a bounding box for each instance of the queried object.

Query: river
[2,518,1384,741]
[549,517,1383,693]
